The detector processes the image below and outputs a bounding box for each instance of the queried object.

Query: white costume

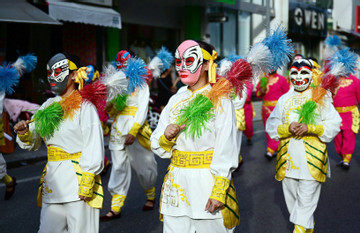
[151,84,240,232]
[16,96,104,233]
[108,84,157,211]
[266,88,341,229]
[232,90,247,146]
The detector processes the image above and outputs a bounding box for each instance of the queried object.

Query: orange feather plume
[59,91,82,119]
[206,78,232,110]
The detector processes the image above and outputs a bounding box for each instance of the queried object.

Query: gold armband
[78,172,95,197]
[210,176,230,204]
[129,122,141,137]
[17,131,33,145]
[277,124,291,138]
[159,134,176,152]
[307,124,324,136]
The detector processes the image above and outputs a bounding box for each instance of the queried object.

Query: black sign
[289,1,327,38]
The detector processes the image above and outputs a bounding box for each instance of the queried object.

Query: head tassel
[75,67,88,90]
[201,48,218,83]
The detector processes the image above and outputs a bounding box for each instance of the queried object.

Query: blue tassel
[262,25,294,70]
[324,35,343,49]
[329,47,358,75]
[125,58,147,93]
[157,46,174,71]
[21,53,37,73]
[0,63,20,94]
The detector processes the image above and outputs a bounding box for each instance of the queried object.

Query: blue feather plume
[110,60,117,69]
[228,54,244,63]
[125,58,147,93]
[157,46,174,72]
[0,63,20,94]
[324,35,343,49]
[261,25,294,70]
[329,47,358,76]
[21,53,37,73]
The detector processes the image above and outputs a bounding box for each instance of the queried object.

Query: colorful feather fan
[295,100,319,125]
[324,35,343,59]
[13,53,38,75]
[206,78,232,110]
[80,80,107,113]
[33,102,64,138]
[148,46,174,78]
[177,94,215,140]
[226,59,253,98]
[125,58,147,93]
[102,64,128,102]
[260,76,268,88]
[328,47,358,77]
[0,63,20,94]
[111,94,128,112]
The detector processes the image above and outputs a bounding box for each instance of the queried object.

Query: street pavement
[1,101,360,233]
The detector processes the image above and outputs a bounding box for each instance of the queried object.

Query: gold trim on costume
[118,106,138,116]
[210,176,230,204]
[263,100,278,107]
[171,150,213,168]
[335,105,356,113]
[47,146,81,162]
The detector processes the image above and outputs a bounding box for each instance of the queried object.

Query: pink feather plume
[80,80,107,113]
[226,59,253,98]
[321,73,339,95]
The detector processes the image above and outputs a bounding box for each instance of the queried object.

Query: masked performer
[101,57,158,220]
[14,53,105,233]
[330,48,360,170]
[256,70,290,159]
[266,58,341,233]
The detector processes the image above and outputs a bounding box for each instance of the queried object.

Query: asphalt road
[1,120,360,233]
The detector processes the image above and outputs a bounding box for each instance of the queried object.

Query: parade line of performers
[1,28,356,233]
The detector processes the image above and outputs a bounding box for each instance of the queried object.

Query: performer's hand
[164,124,185,141]
[105,102,113,113]
[293,123,308,136]
[79,195,89,201]
[14,120,30,135]
[260,87,267,94]
[125,134,136,145]
[289,122,300,134]
[205,198,224,213]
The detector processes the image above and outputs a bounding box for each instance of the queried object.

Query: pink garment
[256,73,290,153]
[333,75,360,130]
[244,82,254,138]
[334,129,356,159]
[4,98,40,122]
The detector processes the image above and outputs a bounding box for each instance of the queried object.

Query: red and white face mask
[174,40,203,86]
[290,59,313,92]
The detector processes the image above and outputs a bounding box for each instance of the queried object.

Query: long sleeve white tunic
[16,96,104,204]
[151,84,239,219]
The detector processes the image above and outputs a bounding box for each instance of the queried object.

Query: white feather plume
[148,56,163,79]
[101,64,128,101]
[246,43,273,79]
[330,62,348,77]
[218,60,233,77]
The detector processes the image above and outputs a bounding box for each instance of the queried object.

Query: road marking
[254,129,265,134]
[0,176,41,187]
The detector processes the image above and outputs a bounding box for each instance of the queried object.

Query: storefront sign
[289,1,327,38]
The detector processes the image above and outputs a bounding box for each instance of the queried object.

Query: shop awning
[0,0,62,25]
[48,1,122,29]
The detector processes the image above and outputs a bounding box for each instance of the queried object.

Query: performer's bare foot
[142,199,155,211]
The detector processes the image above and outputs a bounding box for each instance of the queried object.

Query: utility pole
[266,0,270,36]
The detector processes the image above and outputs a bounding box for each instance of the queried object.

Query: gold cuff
[210,176,230,204]
[277,124,291,138]
[78,172,95,197]
[129,122,141,137]
[17,131,33,144]
[307,124,324,136]
[159,134,176,152]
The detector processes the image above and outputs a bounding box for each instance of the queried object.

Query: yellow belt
[47,146,81,162]
[118,106,138,116]
[263,100,277,107]
[171,150,213,168]
[335,105,357,113]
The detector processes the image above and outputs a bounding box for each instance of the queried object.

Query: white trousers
[38,201,99,233]
[108,138,157,195]
[0,153,6,179]
[163,215,234,233]
[282,177,321,229]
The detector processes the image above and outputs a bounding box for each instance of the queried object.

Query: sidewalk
[4,100,263,169]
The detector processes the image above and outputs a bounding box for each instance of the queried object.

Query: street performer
[14,53,105,233]
[266,58,341,233]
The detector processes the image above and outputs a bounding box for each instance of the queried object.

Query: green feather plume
[33,102,64,138]
[260,77,268,88]
[111,94,128,112]
[295,100,319,124]
[177,94,215,140]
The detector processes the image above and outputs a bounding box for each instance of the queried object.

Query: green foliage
[295,100,319,125]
